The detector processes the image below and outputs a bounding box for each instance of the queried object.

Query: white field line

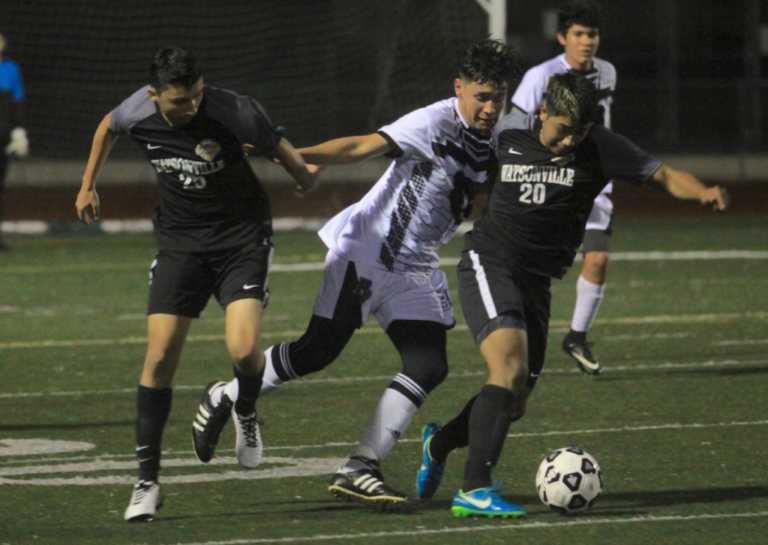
[1,357,767,400]
[154,511,768,545]
[2,310,767,350]
[3,418,768,466]
[714,338,768,346]
[0,456,349,486]
[1,249,767,275]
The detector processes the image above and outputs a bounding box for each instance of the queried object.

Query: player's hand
[294,164,322,196]
[5,127,29,158]
[75,188,101,224]
[700,185,729,212]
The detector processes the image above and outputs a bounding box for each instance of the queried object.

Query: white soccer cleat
[233,409,263,468]
[124,480,162,522]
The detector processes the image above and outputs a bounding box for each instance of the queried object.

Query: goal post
[475,0,508,42]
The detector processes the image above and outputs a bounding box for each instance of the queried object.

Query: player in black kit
[75,46,317,522]
[415,72,729,518]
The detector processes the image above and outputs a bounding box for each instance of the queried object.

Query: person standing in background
[0,32,30,251]
[511,0,614,374]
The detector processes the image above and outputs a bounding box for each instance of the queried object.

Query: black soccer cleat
[192,381,233,463]
[328,468,408,511]
[562,332,601,375]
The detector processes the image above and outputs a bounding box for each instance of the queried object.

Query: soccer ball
[535,446,603,514]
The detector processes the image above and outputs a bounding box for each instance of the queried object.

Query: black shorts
[581,226,612,253]
[147,239,273,318]
[458,249,551,389]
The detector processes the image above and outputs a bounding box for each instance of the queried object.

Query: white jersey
[318,97,494,273]
[512,53,617,195]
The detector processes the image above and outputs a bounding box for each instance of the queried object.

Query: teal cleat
[451,487,526,518]
[416,422,445,499]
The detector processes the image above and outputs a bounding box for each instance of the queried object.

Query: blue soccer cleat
[451,486,526,518]
[416,422,445,499]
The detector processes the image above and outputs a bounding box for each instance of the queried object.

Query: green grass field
[1,215,767,545]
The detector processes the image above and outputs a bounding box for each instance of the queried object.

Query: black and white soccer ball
[535,446,603,514]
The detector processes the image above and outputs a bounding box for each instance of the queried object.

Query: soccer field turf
[1,215,767,545]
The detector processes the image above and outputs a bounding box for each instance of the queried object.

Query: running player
[416,72,728,518]
[196,39,520,509]
[75,46,317,522]
[511,0,615,374]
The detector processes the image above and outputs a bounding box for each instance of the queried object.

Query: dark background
[1,0,766,160]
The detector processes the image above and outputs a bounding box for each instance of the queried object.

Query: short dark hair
[457,39,521,87]
[149,46,201,90]
[544,72,600,129]
[557,0,603,35]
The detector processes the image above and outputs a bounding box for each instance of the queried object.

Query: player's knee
[401,354,448,395]
[494,357,528,392]
[390,320,449,395]
[228,340,262,367]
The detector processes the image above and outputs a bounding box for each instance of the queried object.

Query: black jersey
[469,111,661,278]
[110,85,281,252]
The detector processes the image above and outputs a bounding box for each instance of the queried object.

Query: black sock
[429,395,478,463]
[135,385,172,482]
[463,384,515,491]
[234,365,263,415]
[269,342,295,382]
[568,329,586,342]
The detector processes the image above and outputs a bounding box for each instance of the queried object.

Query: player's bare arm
[650,164,730,211]
[271,137,320,194]
[76,112,117,223]
[298,133,393,165]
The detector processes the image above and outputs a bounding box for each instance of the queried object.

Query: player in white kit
[196,39,520,509]
[511,0,614,374]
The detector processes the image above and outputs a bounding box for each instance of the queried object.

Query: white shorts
[312,250,455,330]
[584,192,614,232]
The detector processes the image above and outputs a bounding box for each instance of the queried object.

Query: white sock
[260,345,283,395]
[210,380,236,406]
[570,275,606,333]
[350,388,419,463]
[224,379,238,402]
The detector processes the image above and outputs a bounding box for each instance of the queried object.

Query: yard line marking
[2,311,767,350]
[0,456,348,485]
[1,358,766,400]
[598,332,692,341]
[2,249,767,275]
[605,250,768,261]
[714,338,768,346]
[147,511,768,545]
[221,418,768,453]
[3,419,767,465]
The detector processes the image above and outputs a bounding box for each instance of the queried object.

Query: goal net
[4,0,494,159]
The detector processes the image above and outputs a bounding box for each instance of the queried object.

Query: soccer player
[74,46,317,522]
[196,39,519,509]
[416,72,728,518]
[511,0,615,374]
[0,32,29,251]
